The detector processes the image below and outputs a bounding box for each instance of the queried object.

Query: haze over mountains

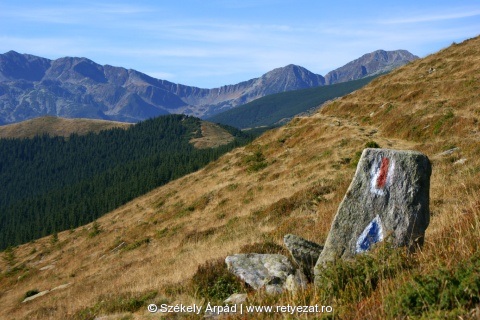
[0,49,417,125]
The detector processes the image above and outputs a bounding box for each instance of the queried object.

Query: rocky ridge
[0,50,417,124]
[324,50,418,84]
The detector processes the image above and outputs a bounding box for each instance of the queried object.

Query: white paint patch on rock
[369,156,395,196]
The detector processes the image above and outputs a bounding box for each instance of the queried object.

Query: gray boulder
[283,234,323,281]
[314,148,431,282]
[225,253,295,294]
[284,269,308,293]
[224,293,247,305]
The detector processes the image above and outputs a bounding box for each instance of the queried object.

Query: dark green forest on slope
[0,115,251,250]
[207,75,380,129]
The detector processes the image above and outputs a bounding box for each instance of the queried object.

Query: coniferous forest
[207,75,380,129]
[0,115,251,250]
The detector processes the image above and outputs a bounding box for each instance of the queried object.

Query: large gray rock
[284,269,308,294]
[225,253,295,294]
[314,148,431,282]
[283,234,323,281]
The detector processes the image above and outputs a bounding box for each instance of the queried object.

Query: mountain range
[0,49,417,125]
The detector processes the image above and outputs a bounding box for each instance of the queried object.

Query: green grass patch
[244,150,268,172]
[190,258,246,303]
[123,238,150,251]
[316,243,414,305]
[433,110,455,134]
[88,221,102,238]
[386,253,480,318]
[72,291,158,320]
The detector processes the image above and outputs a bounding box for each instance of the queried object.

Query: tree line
[0,115,251,250]
[207,75,380,129]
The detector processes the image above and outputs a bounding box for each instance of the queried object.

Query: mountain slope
[0,50,416,124]
[2,36,478,319]
[0,116,132,139]
[207,74,380,129]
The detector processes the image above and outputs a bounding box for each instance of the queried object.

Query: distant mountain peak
[324,49,418,85]
[0,51,51,82]
[258,64,325,93]
[0,49,417,124]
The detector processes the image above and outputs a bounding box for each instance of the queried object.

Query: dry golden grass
[189,121,234,149]
[0,116,132,138]
[1,36,480,319]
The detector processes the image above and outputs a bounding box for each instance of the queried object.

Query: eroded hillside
[0,36,479,319]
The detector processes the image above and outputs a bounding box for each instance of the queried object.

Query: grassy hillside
[1,36,480,319]
[0,116,132,139]
[206,75,380,129]
[189,121,235,149]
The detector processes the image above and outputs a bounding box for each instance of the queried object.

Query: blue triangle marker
[356,215,383,253]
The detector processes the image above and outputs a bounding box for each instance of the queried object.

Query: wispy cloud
[208,0,290,9]
[0,3,153,25]
[1,1,480,87]
[379,8,480,24]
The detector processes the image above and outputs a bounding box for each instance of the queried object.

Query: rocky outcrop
[284,269,308,293]
[225,148,431,293]
[225,253,296,294]
[283,234,323,280]
[22,282,72,303]
[314,148,431,283]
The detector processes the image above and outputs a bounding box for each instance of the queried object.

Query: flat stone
[22,282,73,303]
[437,147,459,156]
[283,234,323,281]
[39,264,55,271]
[224,293,247,305]
[315,148,431,283]
[94,314,132,320]
[22,290,50,303]
[51,282,72,291]
[225,253,294,294]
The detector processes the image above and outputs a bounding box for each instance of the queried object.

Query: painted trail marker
[314,148,431,283]
[370,156,395,195]
[356,215,384,253]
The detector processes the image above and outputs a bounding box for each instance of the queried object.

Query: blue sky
[1,1,479,88]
